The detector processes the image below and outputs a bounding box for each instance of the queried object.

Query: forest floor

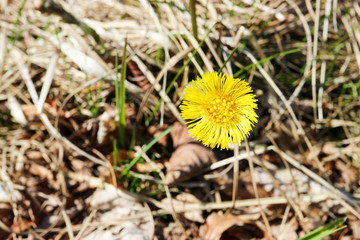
[0,0,360,239]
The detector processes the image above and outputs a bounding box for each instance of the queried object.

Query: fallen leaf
[203,212,243,240]
[202,211,265,240]
[165,143,217,186]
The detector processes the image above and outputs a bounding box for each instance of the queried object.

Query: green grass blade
[115,41,127,149]
[298,217,347,240]
[120,40,127,148]
[122,126,174,175]
[113,139,118,172]
[217,47,238,75]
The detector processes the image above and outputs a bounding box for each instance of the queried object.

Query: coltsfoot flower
[180,71,258,150]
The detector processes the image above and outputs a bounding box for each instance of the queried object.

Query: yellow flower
[180,71,258,150]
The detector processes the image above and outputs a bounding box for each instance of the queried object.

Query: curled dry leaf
[165,122,216,186]
[165,143,217,186]
[203,212,243,240]
[202,212,265,240]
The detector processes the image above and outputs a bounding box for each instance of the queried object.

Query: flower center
[207,95,236,123]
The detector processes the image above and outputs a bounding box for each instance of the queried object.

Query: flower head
[180,71,258,150]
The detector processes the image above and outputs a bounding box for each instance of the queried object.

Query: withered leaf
[203,212,265,240]
[203,212,242,240]
[165,143,217,186]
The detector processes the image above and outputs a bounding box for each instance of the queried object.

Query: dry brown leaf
[170,122,196,148]
[201,211,264,240]
[165,143,217,186]
[203,212,243,240]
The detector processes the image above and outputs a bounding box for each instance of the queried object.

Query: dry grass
[0,0,360,239]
